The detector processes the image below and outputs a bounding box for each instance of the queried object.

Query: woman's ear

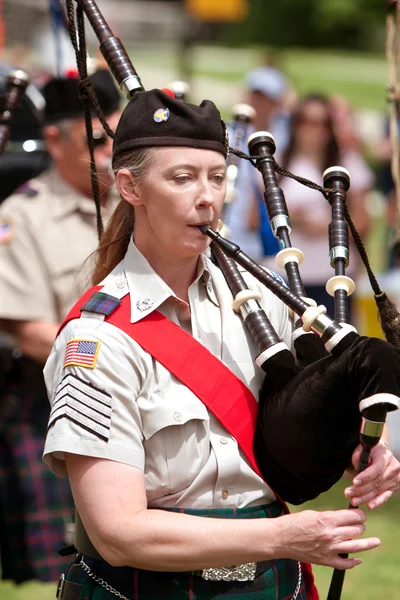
[116,169,142,206]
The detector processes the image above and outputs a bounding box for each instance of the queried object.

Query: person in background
[276,93,373,317]
[225,66,290,261]
[0,68,121,583]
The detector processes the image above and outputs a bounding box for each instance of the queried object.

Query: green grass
[289,480,400,600]
[1,480,399,599]
[127,44,389,112]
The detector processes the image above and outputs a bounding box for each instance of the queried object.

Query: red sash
[58,287,319,599]
[59,286,262,479]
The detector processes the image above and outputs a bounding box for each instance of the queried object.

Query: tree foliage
[223,0,387,50]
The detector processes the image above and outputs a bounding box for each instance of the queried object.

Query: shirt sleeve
[43,317,146,476]
[0,199,56,322]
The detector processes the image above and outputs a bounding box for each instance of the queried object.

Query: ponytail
[92,199,134,285]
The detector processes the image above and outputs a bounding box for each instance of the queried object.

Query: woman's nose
[195,178,214,207]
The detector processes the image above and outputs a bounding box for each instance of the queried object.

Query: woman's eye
[212,174,225,184]
[174,175,191,184]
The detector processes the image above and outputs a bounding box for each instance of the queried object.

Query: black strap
[74,510,104,561]
[57,577,84,600]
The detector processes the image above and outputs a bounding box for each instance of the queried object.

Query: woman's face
[121,147,226,262]
[294,100,332,153]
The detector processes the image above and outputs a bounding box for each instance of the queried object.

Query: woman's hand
[345,443,400,510]
[278,509,379,569]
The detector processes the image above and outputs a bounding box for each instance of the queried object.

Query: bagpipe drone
[0,69,30,158]
[63,2,400,599]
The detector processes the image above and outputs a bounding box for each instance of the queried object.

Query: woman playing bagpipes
[42,87,400,600]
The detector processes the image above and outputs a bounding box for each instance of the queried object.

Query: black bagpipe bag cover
[254,332,400,504]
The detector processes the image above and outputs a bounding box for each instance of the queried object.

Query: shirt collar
[121,240,218,323]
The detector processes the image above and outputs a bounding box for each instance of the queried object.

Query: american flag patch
[63,339,101,369]
[0,219,12,244]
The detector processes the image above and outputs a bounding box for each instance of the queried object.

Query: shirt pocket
[139,392,210,501]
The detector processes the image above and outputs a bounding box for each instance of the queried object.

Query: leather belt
[56,574,83,600]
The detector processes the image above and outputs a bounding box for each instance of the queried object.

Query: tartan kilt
[0,377,75,583]
[65,503,316,600]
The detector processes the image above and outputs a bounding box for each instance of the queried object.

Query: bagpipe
[63,2,400,599]
[0,69,30,158]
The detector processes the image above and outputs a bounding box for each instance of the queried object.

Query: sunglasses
[296,116,330,128]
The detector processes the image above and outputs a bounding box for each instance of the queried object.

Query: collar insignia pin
[153,107,170,123]
[136,297,154,312]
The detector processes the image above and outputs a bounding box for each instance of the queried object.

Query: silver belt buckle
[201,561,257,582]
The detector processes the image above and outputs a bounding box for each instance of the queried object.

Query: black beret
[42,69,121,124]
[112,89,227,161]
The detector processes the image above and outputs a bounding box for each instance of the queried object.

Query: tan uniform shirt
[0,168,117,324]
[43,240,293,510]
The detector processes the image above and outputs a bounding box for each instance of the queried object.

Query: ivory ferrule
[325,275,356,297]
[275,247,304,269]
[232,289,262,310]
[302,305,327,333]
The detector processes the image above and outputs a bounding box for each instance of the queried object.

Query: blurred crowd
[0,46,399,585]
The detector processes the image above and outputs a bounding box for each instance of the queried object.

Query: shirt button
[222,490,229,500]
[220,437,228,445]
[197,330,201,338]
[116,278,126,289]
[173,412,182,422]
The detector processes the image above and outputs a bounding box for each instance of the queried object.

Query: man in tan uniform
[0,68,120,583]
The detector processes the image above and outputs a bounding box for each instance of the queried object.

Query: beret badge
[153,107,170,123]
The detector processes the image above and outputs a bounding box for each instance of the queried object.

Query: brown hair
[281,93,339,173]
[91,147,158,284]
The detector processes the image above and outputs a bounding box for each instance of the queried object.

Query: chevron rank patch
[63,339,101,369]
[48,373,112,441]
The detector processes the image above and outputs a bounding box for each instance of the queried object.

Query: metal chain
[77,556,131,600]
[78,555,302,599]
[290,561,302,600]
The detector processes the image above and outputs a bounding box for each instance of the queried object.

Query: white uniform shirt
[43,240,292,510]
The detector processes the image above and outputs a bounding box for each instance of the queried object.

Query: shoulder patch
[48,373,112,441]
[63,339,101,369]
[15,182,38,197]
[81,291,121,316]
[0,218,13,244]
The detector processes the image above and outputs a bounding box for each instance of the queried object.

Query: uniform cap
[112,89,227,162]
[43,68,121,124]
[245,67,287,101]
